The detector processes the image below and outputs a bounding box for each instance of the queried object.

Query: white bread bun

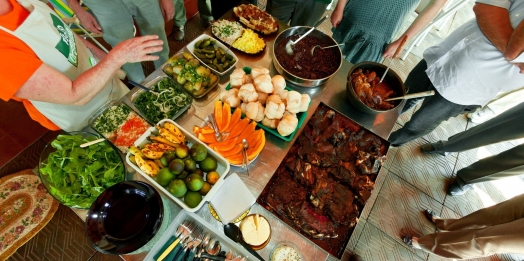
[264,99,285,120]
[254,74,273,93]
[279,90,289,106]
[271,75,286,95]
[250,67,270,79]
[257,92,268,105]
[261,116,279,129]
[238,83,259,103]
[277,114,298,136]
[230,68,246,88]
[286,90,302,113]
[266,94,282,105]
[222,88,241,108]
[246,102,265,122]
[240,102,248,112]
[245,74,254,84]
[283,111,296,118]
[299,93,311,112]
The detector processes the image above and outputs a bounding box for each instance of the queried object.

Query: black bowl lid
[85,181,163,255]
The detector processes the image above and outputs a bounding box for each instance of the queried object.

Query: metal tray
[88,100,151,153]
[186,34,238,76]
[256,102,389,259]
[126,119,230,212]
[129,75,193,125]
[162,54,220,99]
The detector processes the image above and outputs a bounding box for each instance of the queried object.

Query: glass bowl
[269,241,303,261]
[38,131,125,209]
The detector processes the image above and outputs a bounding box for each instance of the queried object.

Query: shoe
[467,107,495,124]
[172,26,185,41]
[447,179,473,196]
[401,235,421,249]
[420,143,448,156]
[423,209,440,224]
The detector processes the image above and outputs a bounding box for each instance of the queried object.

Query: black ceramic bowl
[85,181,164,255]
[346,61,406,114]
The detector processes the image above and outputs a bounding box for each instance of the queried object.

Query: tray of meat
[256,102,388,259]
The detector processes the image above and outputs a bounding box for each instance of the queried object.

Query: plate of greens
[38,132,126,209]
[132,76,193,124]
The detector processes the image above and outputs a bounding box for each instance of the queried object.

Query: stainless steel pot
[272,26,342,87]
[346,62,406,114]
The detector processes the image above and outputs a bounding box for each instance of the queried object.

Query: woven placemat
[0,169,59,260]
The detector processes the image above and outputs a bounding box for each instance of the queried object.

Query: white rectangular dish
[187,34,238,76]
[144,210,258,261]
[126,119,230,212]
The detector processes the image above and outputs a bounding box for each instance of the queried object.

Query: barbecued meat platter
[257,102,388,258]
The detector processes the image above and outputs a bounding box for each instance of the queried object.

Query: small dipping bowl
[269,241,303,261]
[239,214,271,250]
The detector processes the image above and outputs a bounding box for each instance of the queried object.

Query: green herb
[39,134,125,208]
[92,104,130,135]
[134,78,192,123]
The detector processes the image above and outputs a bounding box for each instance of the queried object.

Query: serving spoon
[384,90,435,101]
[285,15,328,55]
[310,38,364,56]
[379,35,408,84]
[223,223,264,261]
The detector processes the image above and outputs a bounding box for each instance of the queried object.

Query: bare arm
[159,0,175,22]
[15,35,163,105]
[473,3,513,54]
[330,0,347,28]
[66,0,103,34]
[384,0,448,58]
[505,20,524,60]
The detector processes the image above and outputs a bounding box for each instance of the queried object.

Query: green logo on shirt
[50,14,78,67]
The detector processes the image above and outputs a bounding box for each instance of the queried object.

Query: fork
[241,139,250,175]
[206,113,229,142]
[156,220,195,261]
[173,226,203,261]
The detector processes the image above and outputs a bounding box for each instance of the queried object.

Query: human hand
[109,35,164,64]
[75,8,102,34]
[159,0,175,22]
[383,39,401,58]
[330,10,343,28]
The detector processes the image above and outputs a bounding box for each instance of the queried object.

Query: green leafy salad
[133,77,192,124]
[39,134,125,208]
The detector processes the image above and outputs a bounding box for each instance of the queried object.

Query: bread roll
[277,114,298,136]
[238,83,259,103]
[222,88,241,108]
[230,68,246,88]
[279,90,289,106]
[254,74,273,93]
[257,92,268,105]
[246,102,265,122]
[245,74,254,84]
[240,102,248,112]
[266,94,282,104]
[272,75,286,95]
[299,93,311,112]
[261,116,279,129]
[264,99,285,120]
[250,67,270,79]
[286,90,302,113]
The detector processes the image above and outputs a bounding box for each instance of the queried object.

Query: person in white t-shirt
[389,0,524,147]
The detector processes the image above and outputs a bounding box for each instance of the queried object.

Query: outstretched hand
[74,8,102,34]
[109,35,164,64]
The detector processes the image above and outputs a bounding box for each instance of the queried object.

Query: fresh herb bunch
[39,133,125,208]
[92,104,130,135]
[133,78,192,124]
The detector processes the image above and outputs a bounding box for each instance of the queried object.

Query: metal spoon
[205,237,221,255]
[310,38,364,56]
[379,35,408,84]
[223,223,264,261]
[285,15,328,55]
[241,139,250,175]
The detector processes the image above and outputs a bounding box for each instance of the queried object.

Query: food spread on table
[133,76,192,123]
[163,52,220,98]
[257,103,388,258]
[191,36,237,74]
[212,19,266,54]
[91,102,151,153]
[233,4,278,35]
[350,68,396,110]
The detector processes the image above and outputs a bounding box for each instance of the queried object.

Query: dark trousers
[430,102,524,187]
[388,60,479,146]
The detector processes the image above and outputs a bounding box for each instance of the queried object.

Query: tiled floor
[3,1,524,260]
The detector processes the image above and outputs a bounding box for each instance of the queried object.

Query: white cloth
[485,86,524,115]
[423,0,524,106]
[0,0,128,131]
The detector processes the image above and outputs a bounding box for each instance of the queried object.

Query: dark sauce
[104,193,149,239]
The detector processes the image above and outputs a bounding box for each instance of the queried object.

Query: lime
[169,158,185,175]
[200,155,217,172]
[184,191,202,208]
[199,182,212,195]
[176,144,190,159]
[156,167,175,186]
[184,158,197,172]
[168,179,187,198]
[184,174,204,191]
[192,169,204,177]
[206,171,220,185]
[190,143,208,162]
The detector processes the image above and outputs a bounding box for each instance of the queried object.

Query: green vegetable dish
[133,77,192,124]
[39,133,125,209]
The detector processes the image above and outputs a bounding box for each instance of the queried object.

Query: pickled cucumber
[191,37,237,73]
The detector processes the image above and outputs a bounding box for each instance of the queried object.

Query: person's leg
[388,91,477,146]
[469,86,524,123]
[399,60,434,114]
[198,0,213,22]
[417,217,524,259]
[433,193,524,231]
[265,0,296,25]
[172,0,187,40]
[131,0,170,71]
[432,102,524,153]
[290,0,327,27]
[82,0,145,82]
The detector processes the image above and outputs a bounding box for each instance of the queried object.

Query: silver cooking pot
[272,26,342,87]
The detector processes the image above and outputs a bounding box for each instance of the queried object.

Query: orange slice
[198,132,217,143]
[226,107,242,133]
[237,121,257,143]
[226,118,250,140]
[220,102,231,132]
[220,143,244,158]
[209,137,238,151]
[214,101,223,131]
